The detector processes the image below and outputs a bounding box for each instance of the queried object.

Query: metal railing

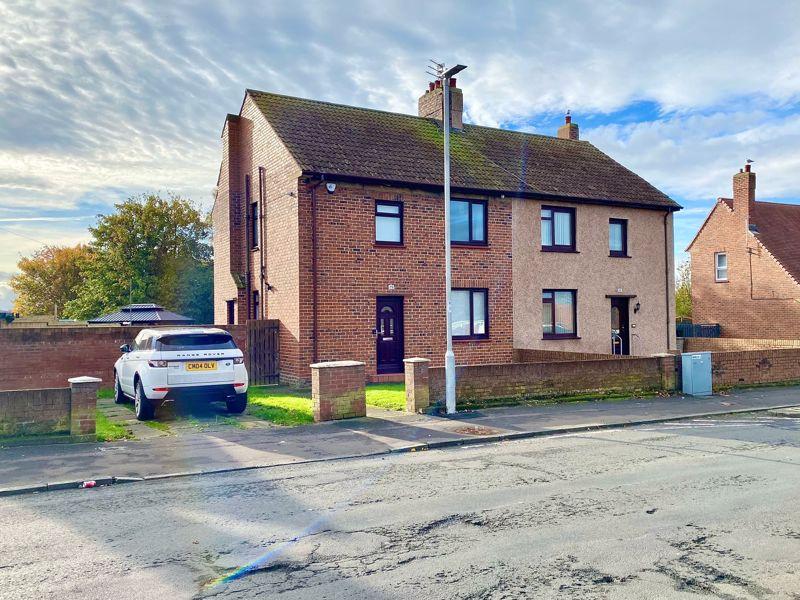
[676,322,721,338]
[611,333,623,355]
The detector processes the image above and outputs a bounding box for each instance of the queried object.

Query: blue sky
[1,0,800,309]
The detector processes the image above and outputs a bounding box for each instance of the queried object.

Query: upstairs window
[375,201,403,244]
[609,218,628,257]
[542,290,577,339]
[541,206,576,252]
[715,252,728,282]
[451,199,487,245]
[451,288,488,339]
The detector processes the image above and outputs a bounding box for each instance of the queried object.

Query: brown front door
[376,296,404,374]
[610,297,630,355]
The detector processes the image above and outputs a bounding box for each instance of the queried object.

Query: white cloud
[1,0,800,280]
[0,279,15,311]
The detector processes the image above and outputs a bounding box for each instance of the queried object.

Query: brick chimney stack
[418,78,464,130]
[557,112,579,140]
[732,162,756,222]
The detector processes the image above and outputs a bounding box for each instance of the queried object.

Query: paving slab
[1,385,799,494]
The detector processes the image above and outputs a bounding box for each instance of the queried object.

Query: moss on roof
[248,89,679,209]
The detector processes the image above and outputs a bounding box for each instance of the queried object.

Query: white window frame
[715,252,728,282]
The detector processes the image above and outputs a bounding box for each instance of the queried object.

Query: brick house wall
[513,200,676,356]
[212,115,246,325]
[213,96,305,382]
[291,181,514,382]
[690,196,800,339]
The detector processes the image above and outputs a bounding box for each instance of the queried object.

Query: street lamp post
[441,63,466,415]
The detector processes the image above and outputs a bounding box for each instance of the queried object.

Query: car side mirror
[120,344,132,353]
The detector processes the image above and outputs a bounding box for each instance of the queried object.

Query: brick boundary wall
[415,355,676,409]
[684,338,800,352]
[0,376,100,439]
[311,361,366,422]
[0,324,249,391]
[513,349,634,363]
[711,348,800,389]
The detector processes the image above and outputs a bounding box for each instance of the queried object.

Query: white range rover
[113,328,249,420]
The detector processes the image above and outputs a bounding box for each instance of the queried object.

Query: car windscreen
[154,333,237,351]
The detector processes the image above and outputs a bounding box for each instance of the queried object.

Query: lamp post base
[445,350,456,414]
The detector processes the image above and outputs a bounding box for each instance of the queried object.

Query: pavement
[2,413,799,599]
[1,385,799,495]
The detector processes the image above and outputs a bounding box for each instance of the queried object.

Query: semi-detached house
[213,80,680,385]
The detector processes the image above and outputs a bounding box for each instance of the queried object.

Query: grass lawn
[95,409,133,442]
[247,386,314,426]
[364,382,405,411]
[246,382,407,426]
[98,387,115,400]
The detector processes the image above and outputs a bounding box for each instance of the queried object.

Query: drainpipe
[664,211,671,351]
[309,177,325,364]
[259,167,266,319]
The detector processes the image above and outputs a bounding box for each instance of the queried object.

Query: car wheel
[114,372,127,404]
[134,380,155,421]
[226,395,247,414]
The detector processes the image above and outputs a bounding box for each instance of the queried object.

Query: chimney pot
[428,82,435,92]
[449,78,456,87]
[435,80,441,89]
[565,114,572,124]
[745,163,751,172]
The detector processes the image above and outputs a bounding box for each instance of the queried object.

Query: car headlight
[148,360,168,368]
[233,357,244,365]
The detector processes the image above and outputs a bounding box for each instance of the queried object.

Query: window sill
[609,253,630,258]
[452,242,489,248]
[715,279,729,283]
[374,242,405,248]
[541,247,579,254]
[453,337,490,343]
[542,335,581,341]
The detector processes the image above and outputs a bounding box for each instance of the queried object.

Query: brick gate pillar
[404,357,431,413]
[311,361,366,422]
[655,354,677,391]
[68,376,101,438]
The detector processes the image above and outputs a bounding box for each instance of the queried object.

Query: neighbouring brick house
[213,80,680,384]
[688,164,800,338]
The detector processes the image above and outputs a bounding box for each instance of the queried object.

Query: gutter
[300,171,681,213]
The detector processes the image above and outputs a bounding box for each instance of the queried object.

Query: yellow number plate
[185,361,217,372]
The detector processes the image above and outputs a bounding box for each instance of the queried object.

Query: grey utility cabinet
[681,352,713,396]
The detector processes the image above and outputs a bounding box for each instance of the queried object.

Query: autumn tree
[10,245,92,317]
[64,193,213,323]
[675,259,692,320]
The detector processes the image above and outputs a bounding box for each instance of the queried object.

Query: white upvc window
[715,252,728,282]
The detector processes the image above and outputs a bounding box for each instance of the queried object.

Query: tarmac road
[1,413,799,599]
